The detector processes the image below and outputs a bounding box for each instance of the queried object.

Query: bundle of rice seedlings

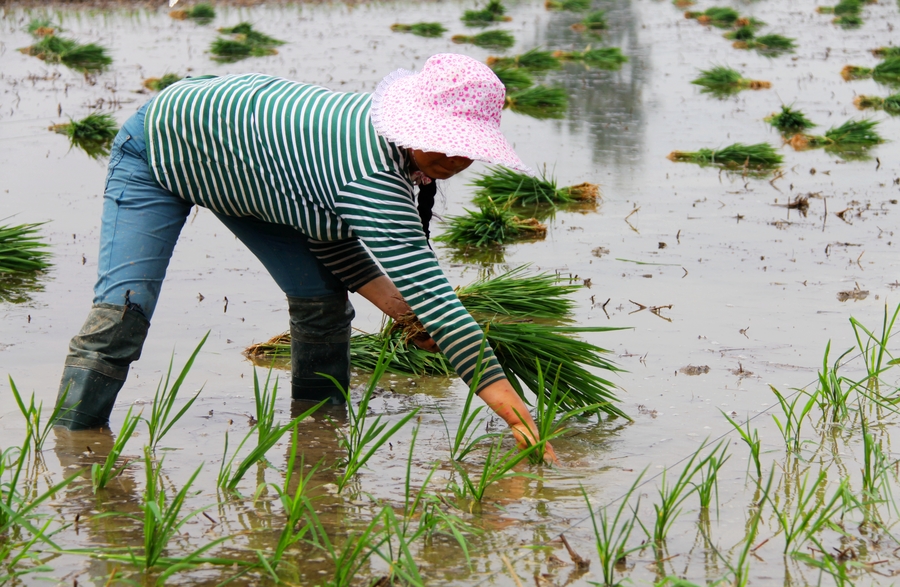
[684,6,749,28]
[504,86,568,118]
[19,35,112,73]
[49,113,118,159]
[25,18,58,36]
[553,47,628,69]
[0,223,51,275]
[853,94,900,114]
[462,0,511,25]
[673,0,696,8]
[841,58,900,83]
[788,119,884,150]
[471,166,600,207]
[817,0,861,15]
[545,0,591,11]
[486,48,561,70]
[492,67,534,93]
[571,10,608,32]
[667,143,783,169]
[872,47,900,58]
[170,3,216,23]
[723,25,755,40]
[455,266,581,319]
[692,66,771,95]
[211,23,284,61]
[744,34,796,53]
[435,200,546,247]
[390,22,447,37]
[765,105,815,134]
[142,73,183,92]
[451,30,515,49]
[834,14,863,27]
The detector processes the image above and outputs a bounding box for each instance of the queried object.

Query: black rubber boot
[55,303,150,430]
[288,294,354,406]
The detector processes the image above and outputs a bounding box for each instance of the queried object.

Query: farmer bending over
[54,53,558,463]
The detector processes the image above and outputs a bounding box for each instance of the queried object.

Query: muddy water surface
[1,0,900,585]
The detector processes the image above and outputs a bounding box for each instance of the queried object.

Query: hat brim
[370,68,533,175]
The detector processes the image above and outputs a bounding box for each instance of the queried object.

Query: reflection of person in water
[53,53,557,463]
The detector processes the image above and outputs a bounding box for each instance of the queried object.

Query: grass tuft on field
[842,58,900,84]
[545,0,590,11]
[854,93,900,114]
[49,113,118,159]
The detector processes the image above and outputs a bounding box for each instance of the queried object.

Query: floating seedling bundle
[571,11,608,33]
[545,0,590,11]
[435,199,547,247]
[504,86,568,118]
[451,30,515,49]
[841,57,900,84]
[486,48,561,71]
[0,222,51,276]
[684,7,761,29]
[788,119,884,152]
[492,68,534,93]
[169,3,216,24]
[817,0,865,27]
[729,32,795,54]
[390,22,447,37]
[692,66,771,96]
[854,94,900,114]
[143,73,183,92]
[667,143,783,169]
[471,166,600,207]
[49,113,118,159]
[19,34,112,73]
[462,0,511,25]
[211,23,285,61]
[246,267,626,417]
[553,47,628,69]
[765,105,815,134]
[872,47,900,58]
[25,18,58,37]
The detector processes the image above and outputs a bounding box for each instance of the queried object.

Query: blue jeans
[95,101,345,319]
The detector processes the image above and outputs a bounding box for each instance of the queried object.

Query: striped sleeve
[333,172,506,393]
[307,237,384,292]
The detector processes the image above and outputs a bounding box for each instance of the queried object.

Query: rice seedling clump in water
[684,6,748,28]
[170,3,216,23]
[390,22,447,37]
[435,200,546,247]
[19,35,112,73]
[571,10,608,32]
[471,167,600,207]
[25,18,58,37]
[462,0,511,25]
[211,23,284,61]
[504,86,568,118]
[143,73,183,92]
[692,66,771,96]
[492,68,534,93]
[788,119,884,151]
[765,105,815,134]
[553,47,628,69]
[486,48,561,71]
[872,46,900,58]
[49,113,119,159]
[545,0,590,11]
[667,143,784,169]
[451,31,515,49]
[0,223,51,275]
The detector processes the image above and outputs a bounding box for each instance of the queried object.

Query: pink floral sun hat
[370,53,533,175]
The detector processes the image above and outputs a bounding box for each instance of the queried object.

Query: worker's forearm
[356,275,411,321]
[478,380,538,436]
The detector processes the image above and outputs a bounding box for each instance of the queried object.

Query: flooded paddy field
[1,0,900,584]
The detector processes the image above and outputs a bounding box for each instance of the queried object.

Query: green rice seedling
[860,418,895,509]
[554,47,628,69]
[211,23,284,61]
[436,200,547,247]
[25,18,58,36]
[253,368,279,448]
[449,432,542,504]
[834,13,863,27]
[145,334,207,451]
[302,499,385,587]
[842,57,900,83]
[442,345,500,462]
[765,104,815,134]
[462,0,510,25]
[691,66,771,95]
[492,67,534,93]
[723,25,755,40]
[471,166,596,207]
[817,0,862,15]
[170,3,216,23]
[793,537,856,587]
[672,0,695,7]
[583,474,645,587]
[50,113,118,159]
[652,446,715,545]
[854,94,900,114]
[572,10,608,32]
[504,86,568,118]
[684,7,754,28]
[694,440,729,510]
[545,0,591,11]
[143,73,183,92]
[451,30,515,49]
[486,48,561,70]
[456,265,580,319]
[767,470,847,555]
[91,406,141,492]
[812,342,856,423]
[873,46,900,58]
[721,411,761,479]
[377,507,427,586]
[333,344,420,492]
[790,119,884,152]
[667,143,783,169]
[741,34,796,54]
[0,222,51,275]
[19,35,111,73]
[9,377,71,455]
[770,386,818,453]
[218,22,284,46]
[850,303,900,386]
[390,22,447,37]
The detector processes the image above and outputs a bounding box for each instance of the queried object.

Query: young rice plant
[667,143,783,169]
[143,73,183,92]
[435,200,547,247]
[462,0,511,25]
[765,104,815,134]
[390,22,447,37]
[471,166,600,207]
[19,35,112,73]
[486,48,561,70]
[0,222,51,275]
[504,85,568,118]
[853,94,900,114]
[50,113,119,159]
[691,66,771,96]
[553,47,628,69]
[451,30,515,49]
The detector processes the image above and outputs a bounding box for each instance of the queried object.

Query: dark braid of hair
[416,181,438,246]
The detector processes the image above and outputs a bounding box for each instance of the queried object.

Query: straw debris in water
[451,30,515,49]
[19,35,112,73]
[436,200,546,247]
[667,143,783,169]
[472,167,600,207]
[462,0,511,25]
[49,113,118,159]
[553,47,628,69]
[143,74,183,92]
[765,105,815,134]
[486,48,561,71]
[390,22,447,37]
[504,86,568,118]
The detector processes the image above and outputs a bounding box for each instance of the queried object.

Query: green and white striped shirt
[144,73,504,392]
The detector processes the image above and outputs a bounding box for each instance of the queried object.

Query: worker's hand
[411,336,440,353]
[480,380,562,467]
[511,423,561,466]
